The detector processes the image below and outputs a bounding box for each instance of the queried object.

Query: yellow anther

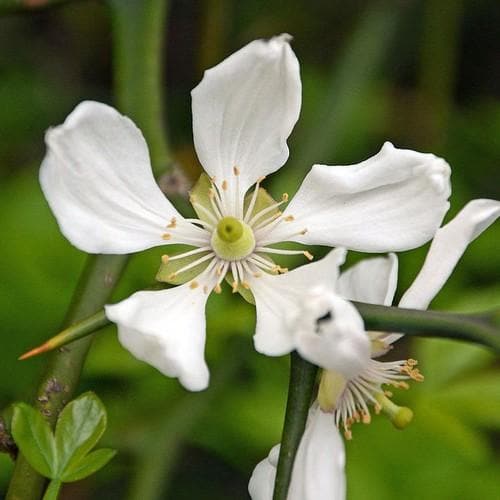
[282,193,289,202]
[216,265,224,276]
[284,215,294,222]
[300,228,308,235]
[253,272,262,278]
[208,188,215,199]
[344,429,353,440]
[190,281,199,289]
[362,412,371,424]
[161,254,169,264]
[233,166,240,176]
[214,283,222,294]
[231,281,238,293]
[167,217,177,228]
[303,251,314,261]
[162,233,172,240]
[241,281,250,289]
[222,180,228,190]
[168,273,177,280]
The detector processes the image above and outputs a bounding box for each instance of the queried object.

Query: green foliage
[11,393,115,498]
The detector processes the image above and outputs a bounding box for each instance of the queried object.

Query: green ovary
[211,216,256,260]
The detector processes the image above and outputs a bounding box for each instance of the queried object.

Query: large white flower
[248,406,346,500]
[309,199,499,437]
[40,34,451,391]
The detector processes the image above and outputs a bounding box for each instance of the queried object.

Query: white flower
[248,406,346,500]
[311,199,500,437]
[40,34,451,391]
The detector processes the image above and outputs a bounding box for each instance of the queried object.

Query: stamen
[165,246,211,262]
[248,196,288,227]
[208,190,224,219]
[190,281,199,289]
[222,180,228,191]
[233,167,242,219]
[161,254,169,264]
[255,246,314,261]
[168,252,215,279]
[192,201,219,225]
[167,217,177,228]
[253,211,283,231]
[284,215,294,222]
[183,218,215,230]
[244,177,265,222]
[162,233,171,240]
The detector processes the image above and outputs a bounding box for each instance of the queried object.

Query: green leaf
[11,403,57,478]
[61,448,116,482]
[54,392,107,475]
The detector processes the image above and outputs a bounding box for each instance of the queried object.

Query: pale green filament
[211,216,256,260]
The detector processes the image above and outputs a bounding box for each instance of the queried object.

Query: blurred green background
[1,0,499,498]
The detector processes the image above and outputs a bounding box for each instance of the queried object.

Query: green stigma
[211,216,255,260]
[375,393,414,430]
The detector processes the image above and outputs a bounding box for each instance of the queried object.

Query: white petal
[293,289,371,377]
[337,254,398,306]
[250,248,346,357]
[401,198,500,309]
[105,280,214,391]
[287,408,346,500]
[267,142,451,252]
[192,34,301,195]
[384,199,500,345]
[248,444,280,500]
[40,101,201,254]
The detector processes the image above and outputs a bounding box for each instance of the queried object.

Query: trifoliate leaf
[61,448,116,482]
[54,392,107,475]
[11,403,57,478]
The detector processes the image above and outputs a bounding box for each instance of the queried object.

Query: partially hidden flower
[40,34,451,391]
[248,405,346,500]
[305,199,500,438]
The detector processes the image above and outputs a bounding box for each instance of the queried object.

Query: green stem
[41,480,61,500]
[6,256,127,500]
[354,302,500,353]
[273,352,317,500]
[6,1,170,499]
[110,0,171,174]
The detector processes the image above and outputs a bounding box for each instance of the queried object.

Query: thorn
[19,342,50,361]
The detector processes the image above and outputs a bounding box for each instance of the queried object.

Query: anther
[233,166,240,176]
[282,193,289,202]
[344,429,353,440]
[222,180,228,190]
[162,233,172,240]
[231,281,238,293]
[167,217,177,228]
[214,283,222,294]
[300,229,308,235]
[161,255,169,264]
[241,281,250,289]
[303,251,314,261]
[284,215,294,222]
[168,273,177,280]
[190,281,199,289]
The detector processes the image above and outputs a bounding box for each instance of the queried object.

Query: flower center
[211,216,256,260]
